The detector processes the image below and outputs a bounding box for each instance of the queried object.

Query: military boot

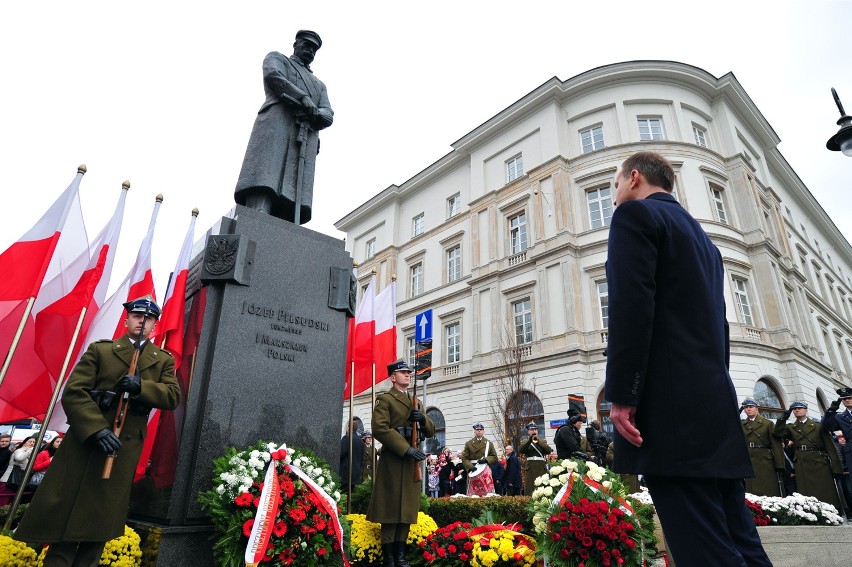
[381,543,395,567]
[394,540,411,567]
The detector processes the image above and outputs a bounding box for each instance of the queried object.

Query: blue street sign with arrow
[415,309,432,343]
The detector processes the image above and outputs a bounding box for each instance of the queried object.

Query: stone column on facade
[471,210,480,268]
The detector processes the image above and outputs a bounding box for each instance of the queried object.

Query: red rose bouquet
[420,521,475,566]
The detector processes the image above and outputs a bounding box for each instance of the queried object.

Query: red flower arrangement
[745,498,771,527]
[420,520,475,566]
[543,499,637,567]
[200,442,345,567]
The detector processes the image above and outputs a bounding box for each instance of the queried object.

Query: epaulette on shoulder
[93,339,112,344]
[159,347,174,358]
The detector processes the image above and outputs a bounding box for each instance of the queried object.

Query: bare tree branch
[486,322,538,449]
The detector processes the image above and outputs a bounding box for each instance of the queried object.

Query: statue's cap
[296,30,322,49]
[123,295,161,319]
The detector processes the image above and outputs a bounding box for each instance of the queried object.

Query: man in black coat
[339,420,365,493]
[604,152,770,566]
[502,445,522,496]
[821,387,852,516]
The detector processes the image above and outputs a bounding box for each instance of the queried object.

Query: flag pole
[346,360,355,514]
[0,297,36,392]
[3,306,87,530]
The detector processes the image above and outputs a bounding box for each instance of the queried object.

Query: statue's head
[293,30,322,64]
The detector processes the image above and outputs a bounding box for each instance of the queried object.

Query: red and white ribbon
[245,449,286,566]
[243,447,350,567]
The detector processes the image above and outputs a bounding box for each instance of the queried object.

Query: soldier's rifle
[101,303,151,479]
[411,375,422,483]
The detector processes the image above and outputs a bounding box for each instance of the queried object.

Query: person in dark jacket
[822,387,852,516]
[14,296,180,567]
[503,445,523,496]
[604,152,770,566]
[553,410,587,460]
[339,420,365,494]
[437,452,453,496]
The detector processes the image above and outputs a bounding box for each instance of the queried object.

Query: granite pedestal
[128,206,352,565]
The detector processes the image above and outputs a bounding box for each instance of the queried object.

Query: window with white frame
[587,186,614,229]
[692,125,708,147]
[445,322,460,364]
[447,193,461,218]
[512,297,533,344]
[410,263,423,297]
[446,245,461,283]
[506,155,524,183]
[732,277,754,326]
[638,117,664,141]
[580,125,605,153]
[597,280,609,328]
[709,185,728,224]
[406,335,415,368]
[509,212,528,255]
[365,238,376,260]
[412,213,425,237]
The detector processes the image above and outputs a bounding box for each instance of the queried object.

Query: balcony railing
[508,251,527,266]
[443,364,460,376]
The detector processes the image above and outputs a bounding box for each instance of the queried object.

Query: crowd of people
[0,432,63,503]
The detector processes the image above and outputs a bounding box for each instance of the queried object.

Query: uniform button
[634,372,640,378]
[631,389,637,395]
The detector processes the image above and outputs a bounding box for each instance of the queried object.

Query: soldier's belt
[748,443,769,448]
[798,446,825,452]
[526,456,545,461]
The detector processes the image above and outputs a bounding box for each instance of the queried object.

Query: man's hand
[408,410,426,425]
[405,447,426,461]
[828,399,842,413]
[610,403,642,447]
[783,407,794,420]
[115,374,141,396]
[91,428,122,454]
[477,457,488,464]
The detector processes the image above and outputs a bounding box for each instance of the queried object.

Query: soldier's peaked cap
[836,387,852,399]
[296,30,322,49]
[123,295,161,319]
[742,398,758,407]
[387,359,413,375]
[526,422,538,430]
[790,401,808,409]
[472,422,484,430]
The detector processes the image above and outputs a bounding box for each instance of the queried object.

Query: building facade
[336,61,852,454]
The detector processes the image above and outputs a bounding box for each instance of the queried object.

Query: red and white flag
[150,210,197,370]
[34,186,129,383]
[0,168,84,307]
[0,169,89,422]
[134,209,197,483]
[344,278,397,399]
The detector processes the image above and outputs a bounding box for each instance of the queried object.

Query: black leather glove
[408,410,426,424]
[572,451,591,461]
[829,399,842,412]
[783,407,794,420]
[91,428,122,454]
[115,374,141,396]
[405,447,426,461]
[477,457,488,464]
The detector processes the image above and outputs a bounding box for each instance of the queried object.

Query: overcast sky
[1,1,851,296]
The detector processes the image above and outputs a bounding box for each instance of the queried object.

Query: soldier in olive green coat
[741,398,785,496]
[367,360,434,567]
[773,401,843,510]
[518,422,551,496]
[15,297,180,567]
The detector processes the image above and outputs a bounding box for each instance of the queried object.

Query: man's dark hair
[0,434,11,440]
[620,151,675,192]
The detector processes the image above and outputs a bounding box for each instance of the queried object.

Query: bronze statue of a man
[235,30,334,224]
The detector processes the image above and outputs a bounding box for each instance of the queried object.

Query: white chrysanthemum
[534,475,546,486]
[316,476,325,486]
[549,465,564,475]
[543,486,553,496]
[215,485,225,495]
[602,480,612,489]
[548,477,561,487]
[558,473,569,484]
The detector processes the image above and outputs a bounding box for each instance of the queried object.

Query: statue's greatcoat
[235,51,333,224]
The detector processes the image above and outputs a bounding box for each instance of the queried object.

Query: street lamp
[826,87,852,157]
